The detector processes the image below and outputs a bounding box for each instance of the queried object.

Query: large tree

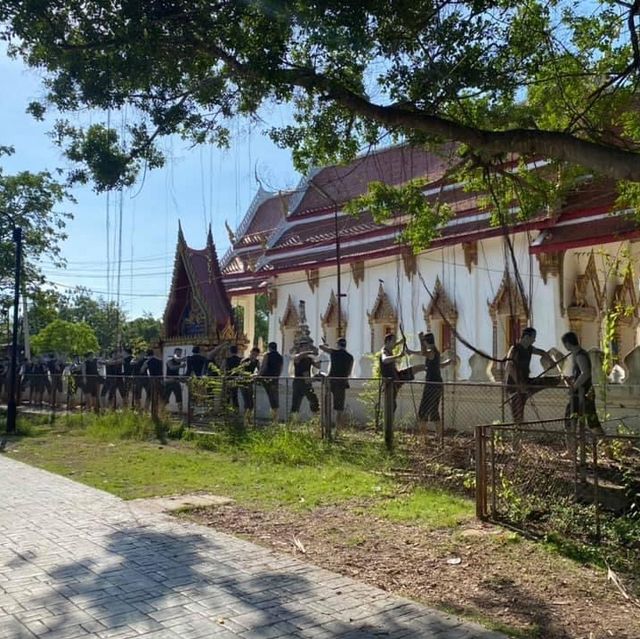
[58,286,126,352]
[2,2,640,211]
[0,147,72,303]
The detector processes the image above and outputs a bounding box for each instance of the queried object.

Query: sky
[0,47,301,319]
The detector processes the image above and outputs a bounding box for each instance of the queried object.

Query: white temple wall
[266,236,640,382]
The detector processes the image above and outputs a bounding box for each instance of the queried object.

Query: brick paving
[0,455,505,638]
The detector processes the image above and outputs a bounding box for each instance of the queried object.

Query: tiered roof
[222,146,639,296]
[163,224,235,343]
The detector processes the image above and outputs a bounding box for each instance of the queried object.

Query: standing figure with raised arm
[319,337,354,436]
[238,347,261,422]
[379,332,422,414]
[290,348,320,421]
[561,331,604,456]
[406,332,451,443]
[504,327,556,424]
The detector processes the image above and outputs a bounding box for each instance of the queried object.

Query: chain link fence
[476,419,640,574]
[4,372,639,436]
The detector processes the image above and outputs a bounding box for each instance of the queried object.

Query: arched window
[488,272,529,380]
[321,290,347,346]
[423,276,458,354]
[367,283,398,352]
[279,295,299,355]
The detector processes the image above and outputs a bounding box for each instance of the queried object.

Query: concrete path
[0,455,504,639]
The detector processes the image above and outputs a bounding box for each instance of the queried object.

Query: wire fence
[476,419,640,573]
[3,373,640,436]
[4,371,639,572]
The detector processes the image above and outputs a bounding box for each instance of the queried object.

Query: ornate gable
[611,268,639,325]
[162,223,236,344]
[162,224,208,340]
[279,295,300,330]
[583,252,604,310]
[321,290,347,330]
[423,276,458,323]
[567,251,604,324]
[367,283,397,324]
[488,272,529,319]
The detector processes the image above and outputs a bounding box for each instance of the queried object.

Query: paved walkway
[0,455,504,639]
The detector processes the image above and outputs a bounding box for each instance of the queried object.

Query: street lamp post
[5,223,22,434]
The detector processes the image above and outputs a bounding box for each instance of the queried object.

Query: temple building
[220,144,640,384]
[161,222,242,365]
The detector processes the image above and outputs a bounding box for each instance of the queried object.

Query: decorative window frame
[367,282,398,352]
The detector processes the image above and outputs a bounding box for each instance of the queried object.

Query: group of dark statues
[0,327,602,445]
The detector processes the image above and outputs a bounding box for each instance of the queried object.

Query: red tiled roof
[185,241,234,331]
[530,213,640,254]
[221,147,638,294]
[239,193,288,246]
[289,145,453,216]
[164,226,235,338]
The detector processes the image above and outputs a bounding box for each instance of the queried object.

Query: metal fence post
[186,377,192,428]
[383,379,394,451]
[579,418,587,485]
[475,425,487,520]
[320,375,330,440]
[593,437,601,544]
[490,426,497,518]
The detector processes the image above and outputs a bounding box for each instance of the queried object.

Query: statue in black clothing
[290,348,320,420]
[504,327,558,424]
[186,346,209,377]
[238,347,261,421]
[319,337,354,436]
[164,347,186,412]
[259,342,283,422]
[223,345,243,409]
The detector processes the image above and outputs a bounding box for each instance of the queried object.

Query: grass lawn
[3,410,637,639]
[2,410,474,523]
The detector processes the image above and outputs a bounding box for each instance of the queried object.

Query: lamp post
[4,216,22,435]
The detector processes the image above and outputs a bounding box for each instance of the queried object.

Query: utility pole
[333,204,343,336]
[310,180,346,337]
[6,226,22,435]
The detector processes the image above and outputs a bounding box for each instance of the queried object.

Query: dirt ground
[185,501,640,639]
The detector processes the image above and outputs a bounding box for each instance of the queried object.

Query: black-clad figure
[186,346,209,377]
[290,349,320,419]
[130,351,146,408]
[319,337,354,435]
[164,347,186,412]
[141,349,163,411]
[259,342,283,421]
[406,332,451,442]
[30,356,50,407]
[82,352,101,412]
[46,353,64,408]
[504,327,556,424]
[238,347,261,420]
[101,350,123,408]
[379,333,422,414]
[224,345,243,409]
[561,331,604,456]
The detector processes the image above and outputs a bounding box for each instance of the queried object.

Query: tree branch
[198,41,640,181]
